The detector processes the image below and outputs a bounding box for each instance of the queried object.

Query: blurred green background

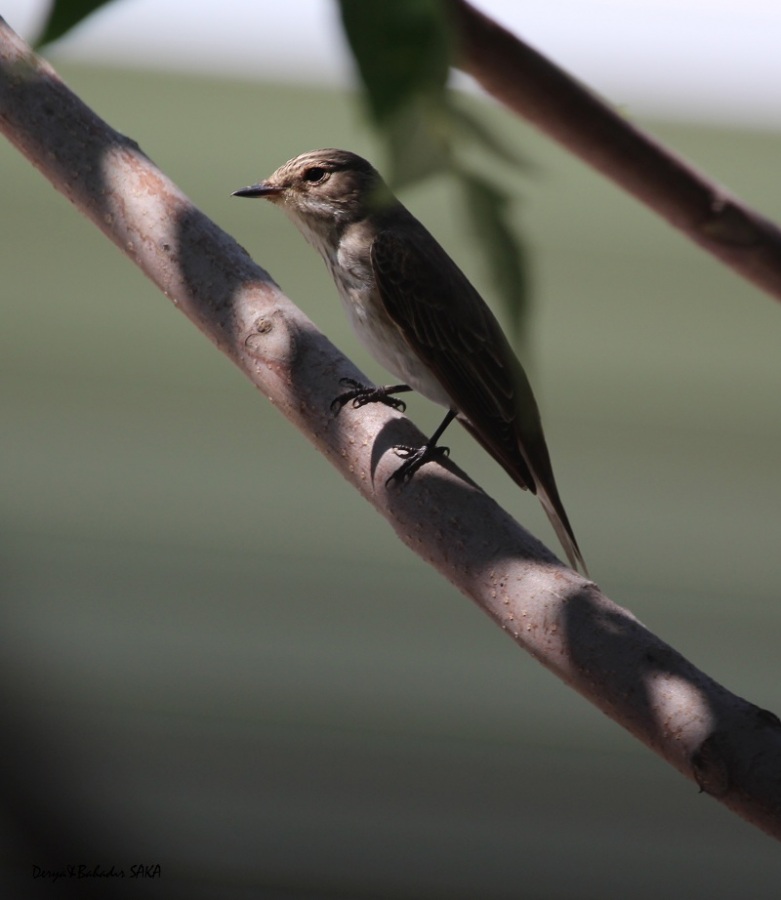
[3,63,781,898]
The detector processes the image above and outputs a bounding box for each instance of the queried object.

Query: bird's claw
[330,378,407,415]
[386,443,450,486]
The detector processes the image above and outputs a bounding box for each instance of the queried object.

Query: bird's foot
[330,378,409,414]
[386,442,450,486]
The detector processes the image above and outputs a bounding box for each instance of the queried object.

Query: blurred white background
[5,0,781,127]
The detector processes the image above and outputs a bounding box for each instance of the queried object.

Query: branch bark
[2,18,781,839]
[450,0,781,306]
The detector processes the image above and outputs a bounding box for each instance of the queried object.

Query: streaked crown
[258,149,396,225]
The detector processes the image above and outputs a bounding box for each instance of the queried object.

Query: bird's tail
[534,480,589,577]
[458,416,588,576]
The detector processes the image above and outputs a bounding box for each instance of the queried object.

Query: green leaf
[450,101,535,172]
[459,170,530,340]
[35,0,117,49]
[383,97,451,188]
[338,0,451,124]
[338,0,531,340]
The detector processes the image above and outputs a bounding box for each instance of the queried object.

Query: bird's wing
[371,218,587,574]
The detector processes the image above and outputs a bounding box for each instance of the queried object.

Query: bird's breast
[294,217,453,408]
[332,263,453,408]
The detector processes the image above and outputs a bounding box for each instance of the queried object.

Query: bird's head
[233,149,395,230]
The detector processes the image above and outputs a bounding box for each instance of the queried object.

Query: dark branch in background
[449,0,781,306]
[3,17,781,841]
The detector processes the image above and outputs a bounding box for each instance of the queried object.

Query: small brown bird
[234,149,587,573]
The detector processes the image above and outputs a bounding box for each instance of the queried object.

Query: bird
[233,149,587,574]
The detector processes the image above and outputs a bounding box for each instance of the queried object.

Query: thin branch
[2,18,781,839]
[450,0,781,305]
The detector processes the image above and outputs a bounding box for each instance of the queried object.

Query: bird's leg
[388,409,458,486]
[330,377,412,414]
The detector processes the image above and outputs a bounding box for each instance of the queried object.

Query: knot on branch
[691,732,731,797]
[700,198,764,248]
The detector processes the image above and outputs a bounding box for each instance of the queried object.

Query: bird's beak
[232,181,282,199]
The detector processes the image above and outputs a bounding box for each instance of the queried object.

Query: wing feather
[370,214,587,574]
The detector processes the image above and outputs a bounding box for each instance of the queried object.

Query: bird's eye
[302,166,327,183]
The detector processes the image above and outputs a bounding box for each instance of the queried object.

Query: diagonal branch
[450,0,781,306]
[2,18,781,839]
